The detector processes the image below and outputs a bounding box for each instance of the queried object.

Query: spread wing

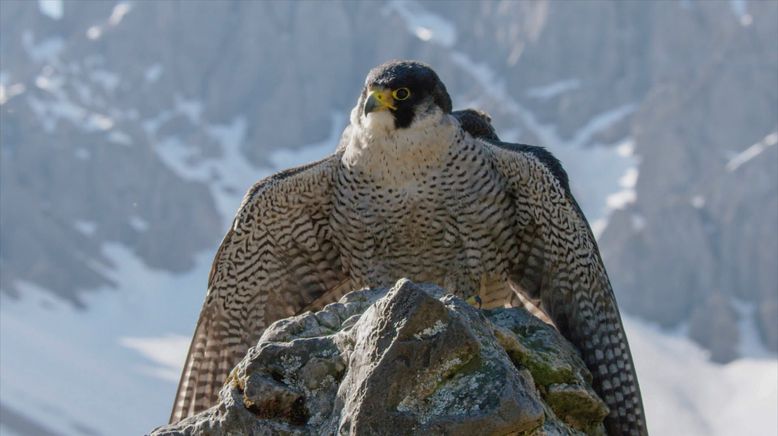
[484,140,647,436]
[170,154,349,423]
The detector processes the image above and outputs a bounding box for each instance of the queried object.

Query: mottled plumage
[172,60,647,435]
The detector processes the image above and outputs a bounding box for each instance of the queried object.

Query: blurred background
[1,0,776,434]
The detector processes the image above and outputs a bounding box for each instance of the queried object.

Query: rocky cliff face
[1,0,775,360]
[151,280,608,436]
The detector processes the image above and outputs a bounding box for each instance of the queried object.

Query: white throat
[341,105,457,186]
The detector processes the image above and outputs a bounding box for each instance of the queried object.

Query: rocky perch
[152,280,608,435]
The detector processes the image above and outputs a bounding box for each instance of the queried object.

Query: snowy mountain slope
[1,0,777,434]
[0,136,341,435]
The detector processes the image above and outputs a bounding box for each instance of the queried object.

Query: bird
[170,60,647,435]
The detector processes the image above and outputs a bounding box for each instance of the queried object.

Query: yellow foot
[466,295,483,309]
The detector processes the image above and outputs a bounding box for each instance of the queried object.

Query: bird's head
[358,60,452,131]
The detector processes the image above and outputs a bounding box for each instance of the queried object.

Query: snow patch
[108,130,133,146]
[128,216,149,232]
[729,0,753,26]
[108,2,133,27]
[269,112,346,169]
[526,79,581,100]
[175,96,203,124]
[0,83,26,105]
[86,2,133,41]
[625,316,778,436]
[726,131,777,172]
[0,244,212,435]
[144,64,163,83]
[691,195,706,209]
[606,165,638,210]
[38,0,63,20]
[619,167,638,189]
[22,31,64,64]
[119,335,190,382]
[90,69,120,93]
[87,26,102,40]
[384,0,457,48]
[590,219,607,238]
[605,189,636,210]
[630,214,646,232]
[86,113,114,131]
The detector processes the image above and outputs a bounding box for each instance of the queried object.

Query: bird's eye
[392,88,411,100]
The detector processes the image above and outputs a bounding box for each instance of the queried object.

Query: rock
[151,279,607,435]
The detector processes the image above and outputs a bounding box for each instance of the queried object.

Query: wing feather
[170,154,349,423]
[485,140,648,436]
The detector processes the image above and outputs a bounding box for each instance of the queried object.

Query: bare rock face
[151,280,607,435]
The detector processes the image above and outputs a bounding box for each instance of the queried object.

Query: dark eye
[392,87,411,100]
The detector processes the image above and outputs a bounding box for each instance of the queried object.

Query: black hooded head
[361,60,452,129]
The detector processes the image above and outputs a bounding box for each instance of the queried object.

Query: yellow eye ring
[392,87,411,101]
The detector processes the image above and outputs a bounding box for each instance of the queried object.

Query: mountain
[1,1,776,435]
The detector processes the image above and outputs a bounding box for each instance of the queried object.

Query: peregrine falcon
[171,60,647,435]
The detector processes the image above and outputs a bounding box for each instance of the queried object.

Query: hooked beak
[364,87,396,116]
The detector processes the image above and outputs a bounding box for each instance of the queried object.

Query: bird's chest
[331,145,518,286]
[334,171,448,256]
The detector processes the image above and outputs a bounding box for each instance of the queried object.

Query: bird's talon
[466,295,483,309]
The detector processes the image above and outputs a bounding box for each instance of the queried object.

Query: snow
[691,195,706,209]
[86,26,102,40]
[145,64,164,83]
[90,69,121,93]
[606,189,636,210]
[269,112,346,169]
[619,167,639,189]
[108,130,133,145]
[151,110,343,225]
[86,2,133,41]
[0,83,26,105]
[26,53,129,136]
[625,316,778,436]
[175,95,203,124]
[726,131,778,172]
[128,216,149,232]
[630,214,646,231]
[729,0,753,26]
[605,166,638,210]
[384,0,457,48]
[0,244,210,435]
[108,2,133,27]
[86,113,114,131]
[526,79,581,100]
[37,0,63,20]
[21,31,64,64]
[119,335,191,382]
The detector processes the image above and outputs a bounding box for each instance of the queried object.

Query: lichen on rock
[152,279,608,436]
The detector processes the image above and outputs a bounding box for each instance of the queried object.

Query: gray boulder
[151,279,607,435]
